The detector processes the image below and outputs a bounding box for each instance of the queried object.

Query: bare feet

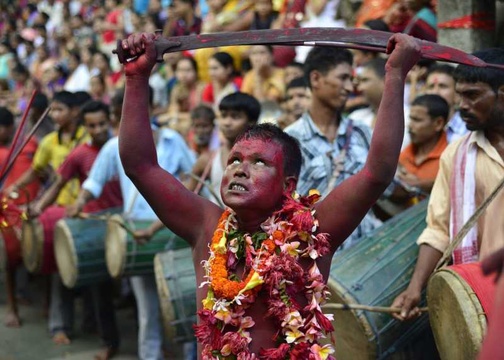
[4,310,21,327]
[52,331,71,345]
[94,346,118,360]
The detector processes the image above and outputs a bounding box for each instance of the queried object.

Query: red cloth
[57,143,123,213]
[0,138,40,204]
[2,226,21,268]
[478,275,504,360]
[38,205,66,274]
[102,9,121,44]
[449,262,497,320]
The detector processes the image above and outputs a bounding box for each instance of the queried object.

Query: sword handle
[112,37,182,64]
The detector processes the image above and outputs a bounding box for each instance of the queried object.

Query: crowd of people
[0,0,503,359]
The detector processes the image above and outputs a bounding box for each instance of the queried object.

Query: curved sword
[113,27,504,70]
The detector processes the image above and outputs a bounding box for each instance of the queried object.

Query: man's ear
[433,115,446,132]
[284,176,297,194]
[498,85,504,101]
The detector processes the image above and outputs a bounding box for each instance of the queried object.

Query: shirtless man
[117,32,420,358]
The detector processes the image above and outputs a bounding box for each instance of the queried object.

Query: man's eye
[255,159,265,165]
[231,159,240,165]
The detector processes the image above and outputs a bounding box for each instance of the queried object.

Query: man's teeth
[232,184,246,191]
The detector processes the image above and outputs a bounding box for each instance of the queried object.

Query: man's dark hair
[32,93,48,110]
[286,76,307,91]
[0,106,14,127]
[412,94,449,123]
[80,100,110,120]
[362,57,386,79]
[454,48,504,93]
[236,123,302,178]
[426,63,455,79]
[219,92,261,124]
[74,91,92,106]
[191,104,215,123]
[52,91,78,107]
[304,47,353,89]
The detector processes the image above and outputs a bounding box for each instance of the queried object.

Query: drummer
[117,32,421,358]
[0,107,40,328]
[68,96,195,359]
[28,100,122,359]
[391,48,504,321]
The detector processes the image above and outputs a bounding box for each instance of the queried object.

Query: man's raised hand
[121,33,159,78]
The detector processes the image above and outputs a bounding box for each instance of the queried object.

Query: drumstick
[187,172,225,208]
[77,212,139,238]
[322,303,428,314]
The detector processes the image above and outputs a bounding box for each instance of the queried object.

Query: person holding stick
[391,48,504,321]
[117,32,420,358]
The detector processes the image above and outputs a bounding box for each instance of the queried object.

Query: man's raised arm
[118,33,221,245]
[316,33,422,250]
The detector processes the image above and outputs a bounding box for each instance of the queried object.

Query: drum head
[154,253,177,339]
[427,269,487,359]
[0,231,5,271]
[326,278,377,360]
[106,215,127,278]
[22,220,43,273]
[54,219,78,288]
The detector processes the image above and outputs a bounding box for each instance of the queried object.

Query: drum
[22,206,65,274]
[326,200,435,360]
[54,217,111,288]
[106,214,189,278]
[427,263,497,360]
[0,226,22,270]
[154,248,197,347]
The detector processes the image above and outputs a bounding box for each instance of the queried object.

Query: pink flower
[222,331,249,354]
[289,342,311,359]
[315,310,334,332]
[259,343,291,359]
[291,210,315,232]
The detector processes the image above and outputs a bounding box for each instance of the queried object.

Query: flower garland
[195,191,336,360]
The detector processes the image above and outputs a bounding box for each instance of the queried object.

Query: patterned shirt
[446,111,468,144]
[285,112,382,250]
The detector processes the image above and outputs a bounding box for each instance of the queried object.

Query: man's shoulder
[440,133,469,162]
[39,131,59,146]
[284,115,308,136]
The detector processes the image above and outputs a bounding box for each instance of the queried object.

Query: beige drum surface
[21,219,44,273]
[427,268,488,360]
[154,248,197,346]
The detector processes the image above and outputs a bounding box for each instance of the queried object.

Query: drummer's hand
[27,203,42,219]
[122,33,159,78]
[65,204,80,218]
[133,229,152,245]
[391,288,422,321]
[482,247,504,281]
[3,185,18,199]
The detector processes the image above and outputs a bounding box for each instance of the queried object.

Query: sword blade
[113,27,500,70]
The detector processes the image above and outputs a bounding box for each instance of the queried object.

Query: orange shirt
[399,132,448,181]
